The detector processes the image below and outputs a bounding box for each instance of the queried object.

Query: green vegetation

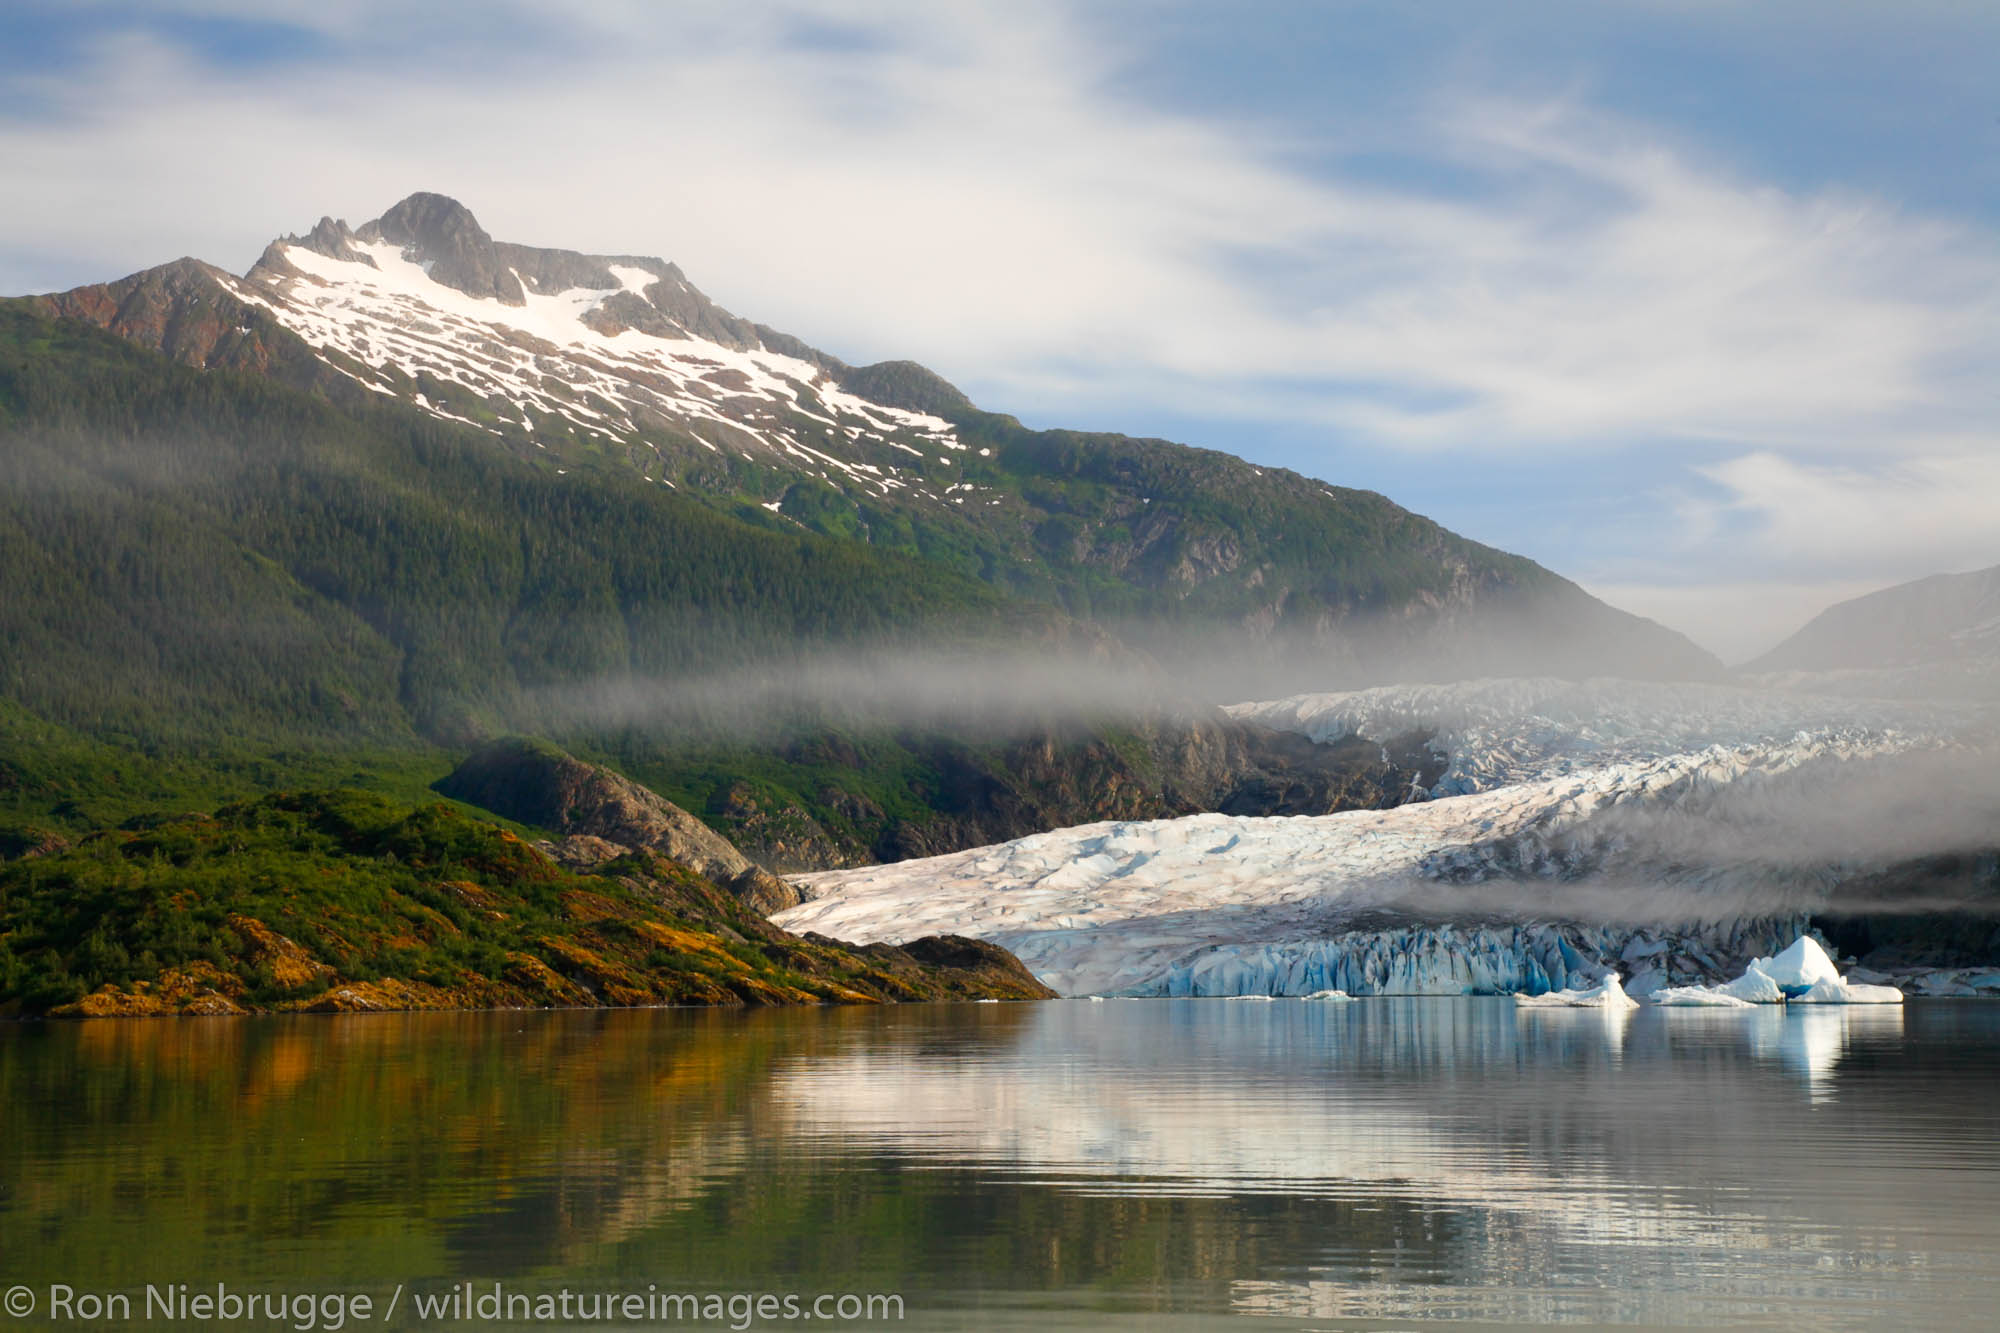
[0,301,1041,744]
[0,788,1046,1017]
[0,282,1703,876]
[0,302,1098,842]
[0,1005,1456,1302]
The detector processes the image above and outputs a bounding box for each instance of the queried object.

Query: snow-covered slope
[776,679,1993,996]
[218,204,970,500]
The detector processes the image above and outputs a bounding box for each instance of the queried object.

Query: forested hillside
[38,193,1719,698]
[0,302,1057,751]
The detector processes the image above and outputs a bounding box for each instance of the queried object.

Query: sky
[2,0,1996,663]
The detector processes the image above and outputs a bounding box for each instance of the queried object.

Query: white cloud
[4,0,1997,625]
[14,5,1989,441]
[1694,447,2000,580]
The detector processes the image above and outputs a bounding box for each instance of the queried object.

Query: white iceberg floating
[1790,976,1906,1005]
[1742,936,1845,996]
[1644,935,1903,1007]
[1716,967,1788,1004]
[1515,973,1640,1010]
[1223,994,1278,1002]
[1302,989,1356,1002]
[1649,985,1758,1008]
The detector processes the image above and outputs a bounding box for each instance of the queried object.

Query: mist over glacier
[773,675,2000,997]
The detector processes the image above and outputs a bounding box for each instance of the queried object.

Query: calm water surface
[3,999,1998,1331]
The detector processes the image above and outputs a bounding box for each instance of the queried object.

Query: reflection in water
[1515,994,1635,1063]
[1,1000,1997,1330]
[1742,1004,1907,1101]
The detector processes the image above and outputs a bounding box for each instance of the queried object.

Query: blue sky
[4,0,1996,660]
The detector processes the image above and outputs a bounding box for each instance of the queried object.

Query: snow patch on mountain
[223,237,960,496]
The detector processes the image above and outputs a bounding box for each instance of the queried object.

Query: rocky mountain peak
[354,191,525,305]
[219,190,978,430]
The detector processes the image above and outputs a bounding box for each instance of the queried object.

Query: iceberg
[1515,973,1639,1010]
[1790,977,1905,1005]
[1641,935,1903,1006]
[1302,990,1355,1002]
[1716,968,1787,1004]
[1740,936,1844,997]
[1650,985,1757,1008]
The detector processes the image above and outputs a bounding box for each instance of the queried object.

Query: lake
[3,999,1997,1330]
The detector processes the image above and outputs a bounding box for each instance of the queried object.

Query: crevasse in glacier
[775,678,1990,997]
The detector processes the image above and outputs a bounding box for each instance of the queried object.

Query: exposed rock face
[36,258,271,372]
[837,359,973,417]
[849,933,1056,999]
[706,782,856,873]
[437,738,804,912]
[1816,851,2000,971]
[866,717,1440,864]
[359,192,526,305]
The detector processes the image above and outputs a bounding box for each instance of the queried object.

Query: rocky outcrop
[836,360,972,417]
[844,933,1056,1000]
[358,192,526,305]
[704,782,858,873]
[435,738,804,912]
[866,716,1440,863]
[35,258,269,372]
[1815,850,2000,971]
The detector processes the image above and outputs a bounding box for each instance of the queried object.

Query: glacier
[775,678,1996,998]
[1222,675,1978,798]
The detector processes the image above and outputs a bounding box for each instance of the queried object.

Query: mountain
[0,302,1421,867]
[1747,564,2000,672]
[32,191,1718,691]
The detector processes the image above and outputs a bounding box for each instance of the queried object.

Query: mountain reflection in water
[1,999,1994,1330]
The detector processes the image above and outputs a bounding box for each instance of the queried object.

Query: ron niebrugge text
[14,1283,906,1328]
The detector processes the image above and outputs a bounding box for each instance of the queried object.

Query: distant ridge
[1747,564,2000,672]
